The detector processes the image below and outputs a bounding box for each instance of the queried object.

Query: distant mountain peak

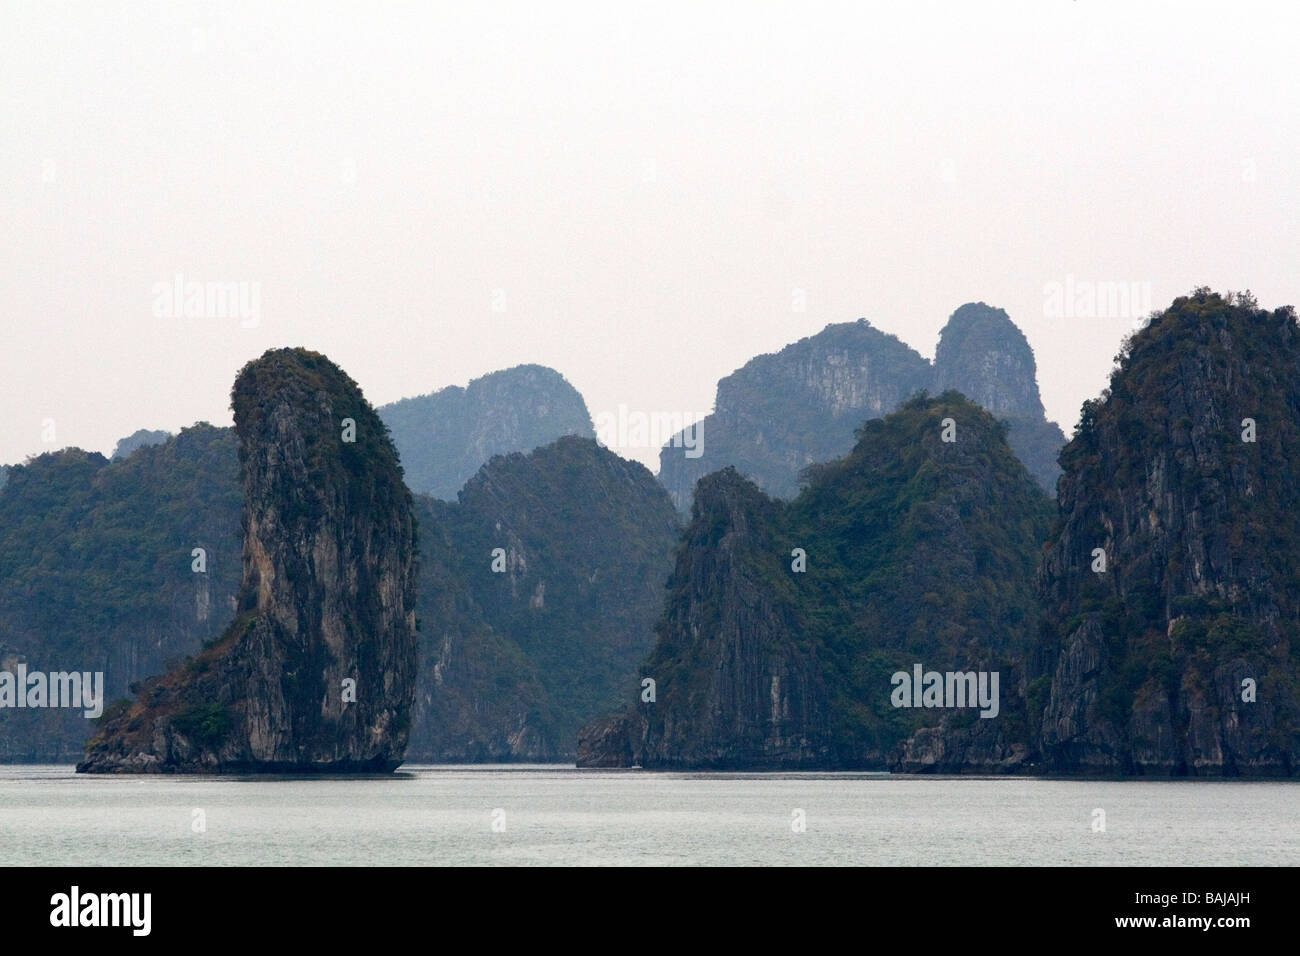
[660,303,1065,511]
[379,364,594,499]
[933,301,1046,420]
[110,428,172,461]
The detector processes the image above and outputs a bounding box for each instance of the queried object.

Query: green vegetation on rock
[410,435,680,760]
[585,392,1053,770]
[1039,289,1300,775]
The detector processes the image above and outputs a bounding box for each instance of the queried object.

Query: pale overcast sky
[2,1,1296,472]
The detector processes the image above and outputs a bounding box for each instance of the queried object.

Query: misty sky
[3,1,1296,473]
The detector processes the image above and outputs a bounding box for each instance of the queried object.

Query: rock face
[380,364,594,499]
[579,468,829,769]
[1037,290,1300,776]
[409,435,680,761]
[111,428,172,460]
[583,393,1052,769]
[932,302,1066,493]
[79,348,417,773]
[659,306,1064,514]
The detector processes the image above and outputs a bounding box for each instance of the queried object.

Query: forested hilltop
[0,426,241,760]
[409,436,680,760]
[582,392,1052,769]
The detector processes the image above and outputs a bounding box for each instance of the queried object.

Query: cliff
[79,348,418,773]
[580,468,827,768]
[1037,289,1300,775]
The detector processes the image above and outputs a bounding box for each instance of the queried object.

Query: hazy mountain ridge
[111,429,172,461]
[379,364,595,499]
[658,320,932,510]
[932,302,1067,494]
[658,303,1066,512]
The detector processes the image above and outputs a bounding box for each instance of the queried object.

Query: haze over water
[2,765,1293,866]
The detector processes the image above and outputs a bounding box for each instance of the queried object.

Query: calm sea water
[1,764,1295,865]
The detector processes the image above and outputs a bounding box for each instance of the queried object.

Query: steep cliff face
[379,364,594,499]
[932,302,1065,493]
[659,307,1065,515]
[0,428,241,761]
[408,435,680,760]
[79,348,417,773]
[584,394,1051,770]
[1038,290,1300,776]
[580,468,829,769]
[658,320,933,511]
